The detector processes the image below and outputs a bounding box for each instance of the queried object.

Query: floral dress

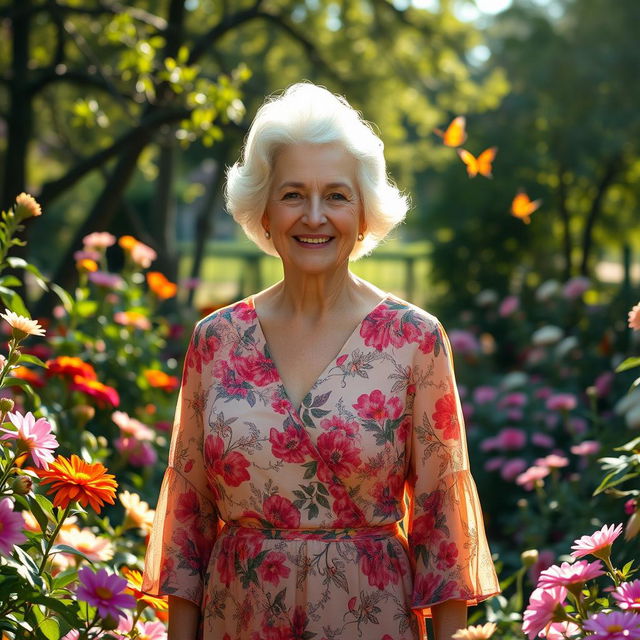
[141,294,500,640]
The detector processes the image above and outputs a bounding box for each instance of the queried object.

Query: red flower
[214,360,249,399]
[371,474,404,517]
[356,539,403,589]
[257,551,290,586]
[205,435,250,487]
[331,494,365,528]
[173,489,199,522]
[432,393,460,440]
[410,513,444,548]
[353,390,402,423]
[233,353,278,387]
[317,430,361,477]
[271,392,293,415]
[263,495,301,528]
[419,330,437,354]
[412,573,440,605]
[269,425,309,463]
[234,301,256,323]
[436,541,459,570]
[291,606,309,640]
[319,415,359,436]
[216,535,236,587]
[360,307,407,351]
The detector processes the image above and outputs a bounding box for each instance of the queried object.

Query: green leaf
[616,357,640,372]
[19,353,49,368]
[11,545,44,589]
[49,544,96,564]
[75,300,98,318]
[50,283,74,312]
[27,494,51,532]
[0,287,30,316]
[0,274,23,287]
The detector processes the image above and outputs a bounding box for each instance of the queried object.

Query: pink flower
[522,586,567,640]
[628,303,640,331]
[353,390,403,423]
[567,416,588,435]
[83,231,116,249]
[484,456,505,472]
[545,622,581,640]
[130,241,157,268]
[528,549,556,585]
[571,440,601,456]
[583,611,640,640]
[571,523,623,559]
[269,425,309,463]
[480,437,499,452]
[263,495,301,528]
[0,498,27,554]
[111,411,155,441]
[516,465,550,490]
[498,392,527,408]
[546,393,577,411]
[496,427,527,450]
[535,454,569,469]
[205,434,250,487]
[317,430,361,477]
[88,270,124,289]
[359,307,417,351]
[319,415,359,436]
[258,551,290,586]
[432,392,460,440]
[0,410,58,469]
[538,560,604,588]
[448,330,480,355]
[76,567,136,621]
[594,371,615,398]
[625,499,637,515]
[501,458,528,482]
[563,276,590,300]
[436,541,459,570]
[498,295,519,317]
[531,432,554,448]
[473,386,497,405]
[612,579,640,610]
[115,437,157,467]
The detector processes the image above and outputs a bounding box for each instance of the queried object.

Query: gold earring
[265,230,271,239]
[357,232,364,241]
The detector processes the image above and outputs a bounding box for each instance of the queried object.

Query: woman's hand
[168,595,200,640]
[431,599,467,640]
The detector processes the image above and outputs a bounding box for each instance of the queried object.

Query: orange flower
[37,454,117,512]
[46,356,97,380]
[118,235,138,251]
[15,192,42,219]
[70,376,120,408]
[121,566,168,611]
[143,369,179,392]
[77,258,99,273]
[146,272,177,300]
[10,365,45,387]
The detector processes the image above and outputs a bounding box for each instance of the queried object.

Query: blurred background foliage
[0,0,638,317]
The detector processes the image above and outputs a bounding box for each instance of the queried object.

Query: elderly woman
[142,83,499,640]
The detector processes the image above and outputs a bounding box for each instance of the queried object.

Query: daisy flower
[37,454,117,513]
[0,309,46,339]
[522,586,567,640]
[0,497,27,554]
[452,622,497,639]
[56,524,115,562]
[571,523,623,560]
[612,579,640,610]
[76,567,136,621]
[0,410,58,469]
[537,560,605,588]
[15,192,42,219]
[583,611,640,640]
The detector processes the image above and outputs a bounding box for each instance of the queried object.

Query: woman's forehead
[271,142,358,185]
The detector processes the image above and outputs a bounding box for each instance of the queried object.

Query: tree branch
[38,106,190,206]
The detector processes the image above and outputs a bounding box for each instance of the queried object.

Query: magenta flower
[0,411,58,469]
[583,611,640,640]
[522,586,567,640]
[498,295,519,317]
[612,580,640,610]
[563,276,590,300]
[501,458,528,482]
[531,432,554,448]
[0,498,27,554]
[546,393,577,411]
[537,560,605,588]
[87,271,124,290]
[571,523,623,559]
[76,567,136,620]
[496,427,527,450]
[473,386,497,404]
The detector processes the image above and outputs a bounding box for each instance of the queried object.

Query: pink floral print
[142,295,499,639]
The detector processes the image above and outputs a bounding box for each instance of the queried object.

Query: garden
[1,1,639,639]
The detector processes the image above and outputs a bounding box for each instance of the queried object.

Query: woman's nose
[304,196,327,227]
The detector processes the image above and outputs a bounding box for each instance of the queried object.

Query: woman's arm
[431,599,467,640]
[168,595,200,640]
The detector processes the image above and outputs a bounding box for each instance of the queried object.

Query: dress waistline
[221,521,401,541]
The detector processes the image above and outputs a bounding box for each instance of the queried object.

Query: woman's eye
[328,192,347,201]
[282,192,301,200]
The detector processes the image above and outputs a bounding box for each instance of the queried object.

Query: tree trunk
[579,155,622,277]
[557,164,572,280]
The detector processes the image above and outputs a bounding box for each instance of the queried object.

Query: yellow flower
[119,490,155,532]
[0,309,46,339]
[452,623,497,640]
[15,193,42,220]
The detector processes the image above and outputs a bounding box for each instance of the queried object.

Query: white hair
[224,82,409,260]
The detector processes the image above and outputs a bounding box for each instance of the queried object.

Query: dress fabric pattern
[142,294,500,640]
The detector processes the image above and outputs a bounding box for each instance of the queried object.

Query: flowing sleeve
[142,321,219,607]
[406,318,500,619]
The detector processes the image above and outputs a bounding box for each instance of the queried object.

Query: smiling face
[263,142,365,276]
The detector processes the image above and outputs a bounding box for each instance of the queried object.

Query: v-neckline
[248,293,389,416]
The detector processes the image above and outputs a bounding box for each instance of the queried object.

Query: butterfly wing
[476,147,498,178]
[435,116,467,147]
[457,148,479,177]
[511,192,542,224]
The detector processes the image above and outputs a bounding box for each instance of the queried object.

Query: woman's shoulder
[193,295,256,335]
[383,293,441,330]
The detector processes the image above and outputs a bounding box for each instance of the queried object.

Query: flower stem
[0,448,19,492]
[38,502,73,575]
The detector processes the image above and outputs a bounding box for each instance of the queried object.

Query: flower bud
[521,549,539,568]
[8,349,21,365]
[0,397,15,413]
[71,404,95,426]
[12,475,33,495]
[625,511,640,541]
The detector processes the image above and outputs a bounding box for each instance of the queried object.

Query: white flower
[536,279,561,302]
[554,336,579,359]
[614,387,640,416]
[532,325,563,346]
[475,289,498,307]
[500,371,529,390]
[625,405,640,430]
[0,309,46,338]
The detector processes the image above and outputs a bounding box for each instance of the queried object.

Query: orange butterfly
[457,147,498,178]
[510,191,542,224]
[434,116,467,147]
